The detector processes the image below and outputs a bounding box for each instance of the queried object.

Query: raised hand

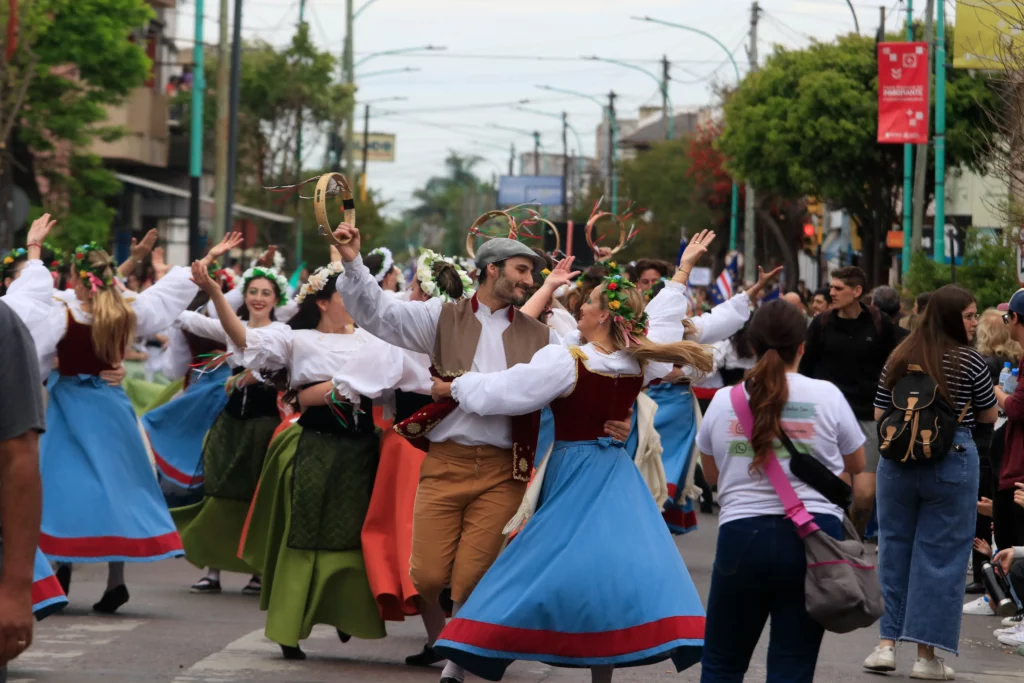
[190,260,219,295]
[256,245,278,268]
[746,265,785,300]
[543,255,580,291]
[330,223,361,263]
[130,229,159,261]
[678,230,716,271]
[205,231,244,263]
[26,213,56,261]
[151,247,170,281]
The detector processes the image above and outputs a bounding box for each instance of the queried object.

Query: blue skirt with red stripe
[142,364,231,488]
[647,383,699,535]
[39,374,184,564]
[32,548,67,620]
[434,438,704,680]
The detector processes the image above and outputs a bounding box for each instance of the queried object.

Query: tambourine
[313,173,356,247]
[585,211,627,262]
[465,209,518,259]
[523,215,561,257]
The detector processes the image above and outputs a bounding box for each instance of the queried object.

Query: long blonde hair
[595,283,714,375]
[976,308,1023,363]
[79,249,136,365]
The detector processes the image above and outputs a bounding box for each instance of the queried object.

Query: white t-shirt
[696,372,865,525]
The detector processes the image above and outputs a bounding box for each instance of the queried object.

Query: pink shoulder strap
[729,384,820,538]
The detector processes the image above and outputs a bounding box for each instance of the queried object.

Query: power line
[347,51,749,65]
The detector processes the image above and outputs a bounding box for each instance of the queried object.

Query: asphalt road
[10,513,1024,683]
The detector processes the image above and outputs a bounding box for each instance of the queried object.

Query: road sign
[358,133,396,162]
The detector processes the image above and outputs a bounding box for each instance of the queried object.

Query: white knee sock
[205,568,221,581]
[440,601,465,681]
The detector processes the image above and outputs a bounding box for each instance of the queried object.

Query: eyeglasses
[963,313,980,321]
[1005,313,1014,325]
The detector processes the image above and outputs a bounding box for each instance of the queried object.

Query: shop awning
[114,173,295,225]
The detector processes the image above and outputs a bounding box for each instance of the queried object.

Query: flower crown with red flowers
[601,274,649,346]
[72,242,116,292]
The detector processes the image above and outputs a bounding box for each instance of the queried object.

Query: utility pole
[187,0,206,261]
[212,0,230,244]
[223,0,244,241]
[662,55,672,140]
[608,90,618,215]
[911,0,934,254]
[509,142,515,176]
[343,0,355,178]
[295,0,306,264]
[361,103,370,201]
[533,131,540,176]
[562,111,569,219]
[901,0,914,274]
[933,0,948,262]
[743,1,760,285]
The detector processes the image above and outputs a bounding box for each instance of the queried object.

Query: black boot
[336,629,351,643]
[405,644,443,667]
[280,644,306,660]
[56,564,72,596]
[93,585,130,614]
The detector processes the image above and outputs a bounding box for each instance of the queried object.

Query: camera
[982,562,1022,617]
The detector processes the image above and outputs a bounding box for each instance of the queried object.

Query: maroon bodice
[56,309,116,376]
[549,358,644,441]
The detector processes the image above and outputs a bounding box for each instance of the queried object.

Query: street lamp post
[537,85,618,214]
[632,16,743,254]
[356,66,420,79]
[582,56,674,140]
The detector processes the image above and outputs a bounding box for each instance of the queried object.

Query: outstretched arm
[521,256,579,320]
[191,261,247,351]
[119,228,158,278]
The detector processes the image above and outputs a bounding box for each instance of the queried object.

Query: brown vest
[394,294,550,481]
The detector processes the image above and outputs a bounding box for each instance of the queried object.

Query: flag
[676,234,688,267]
[760,286,781,303]
[708,253,739,306]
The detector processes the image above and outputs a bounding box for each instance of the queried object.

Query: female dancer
[215,257,414,659]
[4,232,233,613]
[430,266,714,683]
[170,261,291,595]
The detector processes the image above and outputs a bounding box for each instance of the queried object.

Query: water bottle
[1004,368,1019,394]
[999,362,1012,389]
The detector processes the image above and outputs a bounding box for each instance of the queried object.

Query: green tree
[404,153,496,257]
[1,0,154,248]
[718,31,999,286]
[903,230,1017,310]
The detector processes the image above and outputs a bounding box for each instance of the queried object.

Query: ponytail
[744,348,789,473]
[626,337,714,377]
[83,250,136,365]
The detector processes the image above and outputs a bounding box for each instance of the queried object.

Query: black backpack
[877,364,969,463]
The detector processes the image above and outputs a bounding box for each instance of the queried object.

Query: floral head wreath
[2,247,26,269]
[601,274,650,347]
[295,261,344,304]
[44,242,64,272]
[212,264,236,292]
[250,248,285,271]
[416,249,474,304]
[73,242,116,293]
[241,266,290,307]
[367,246,395,283]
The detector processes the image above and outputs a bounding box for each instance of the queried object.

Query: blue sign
[498,176,564,207]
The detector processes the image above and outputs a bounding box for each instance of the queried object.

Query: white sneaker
[998,629,1024,648]
[962,596,994,615]
[910,656,955,680]
[1002,614,1024,627]
[863,645,896,672]
[994,622,1024,637]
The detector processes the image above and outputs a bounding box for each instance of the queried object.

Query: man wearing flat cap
[331,223,570,680]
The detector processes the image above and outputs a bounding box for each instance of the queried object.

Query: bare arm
[119,228,158,278]
[700,452,719,486]
[843,445,866,475]
[191,261,247,350]
[521,256,579,319]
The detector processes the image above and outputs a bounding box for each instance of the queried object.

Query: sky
[173,0,908,218]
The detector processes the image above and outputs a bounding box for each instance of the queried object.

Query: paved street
[11,513,1024,683]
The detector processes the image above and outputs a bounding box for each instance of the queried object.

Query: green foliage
[903,230,1018,310]
[404,153,496,257]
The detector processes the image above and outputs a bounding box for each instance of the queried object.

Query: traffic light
[802,222,817,253]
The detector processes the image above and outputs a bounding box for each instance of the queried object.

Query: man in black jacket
[800,266,899,536]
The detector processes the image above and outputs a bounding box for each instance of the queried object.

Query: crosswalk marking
[170,627,339,683]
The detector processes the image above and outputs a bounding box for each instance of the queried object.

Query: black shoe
[336,629,351,643]
[440,678,463,683]
[965,581,986,595]
[280,644,306,660]
[190,577,222,594]
[241,576,261,596]
[405,645,444,667]
[56,564,72,596]
[93,585,130,614]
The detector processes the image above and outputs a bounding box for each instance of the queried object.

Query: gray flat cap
[475,237,547,271]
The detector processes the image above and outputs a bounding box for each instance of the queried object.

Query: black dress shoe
[93,585,130,614]
[56,564,72,596]
[439,678,463,683]
[965,581,986,595]
[280,644,306,660]
[405,644,444,667]
[337,629,351,643]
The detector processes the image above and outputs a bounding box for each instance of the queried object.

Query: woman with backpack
[696,300,866,682]
[863,284,998,679]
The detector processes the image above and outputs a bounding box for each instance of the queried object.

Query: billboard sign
[877,42,930,144]
[358,133,396,162]
[954,1,1022,70]
[497,176,564,207]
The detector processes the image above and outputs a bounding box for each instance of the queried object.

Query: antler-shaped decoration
[584,196,629,262]
[466,209,519,259]
[264,172,356,247]
[520,209,561,257]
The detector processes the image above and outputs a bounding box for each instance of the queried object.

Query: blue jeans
[876,428,979,654]
[700,513,843,683]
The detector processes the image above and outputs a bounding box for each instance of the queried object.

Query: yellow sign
[953,1,1022,70]
[359,133,396,162]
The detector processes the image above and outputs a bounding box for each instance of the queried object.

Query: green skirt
[123,376,170,415]
[169,409,278,574]
[140,378,184,416]
[242,424,386,646]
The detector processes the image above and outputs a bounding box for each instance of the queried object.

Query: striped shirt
[874,347,997,428]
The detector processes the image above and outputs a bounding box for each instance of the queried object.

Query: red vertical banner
[877,42,930,144]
